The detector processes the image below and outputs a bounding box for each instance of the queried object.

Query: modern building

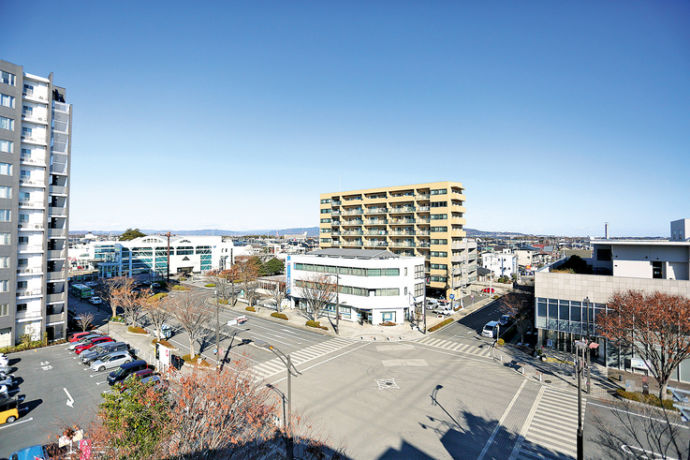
[481,250,517,279]
[0,60,71,347]
[319,181,476,300]
[534,218,690,382]
[287,248,425,325]
[71,235,252,279]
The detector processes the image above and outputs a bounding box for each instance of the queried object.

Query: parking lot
[0,342,117,457]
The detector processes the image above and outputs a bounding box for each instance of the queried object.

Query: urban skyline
[3,2,689,237]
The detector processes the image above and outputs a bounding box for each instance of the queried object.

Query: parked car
[160,323,173,339]
[0,373,15,387]
[8,445,52,460]
[91,351,133,372]
[107,360,148,386]
[499,314,513,326]
[69,330,101,342]
[82,342,129,364]
[75,336,114,354]
[68,333,103,350]
[89,296,103,305]
[482,321,499,338]
[0,395,19,424]
[426,298,440,308]
[85,281,99,288]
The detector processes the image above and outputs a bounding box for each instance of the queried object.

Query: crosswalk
[252,337,353,380]
[511,387,584,460]
[415,336,493,358]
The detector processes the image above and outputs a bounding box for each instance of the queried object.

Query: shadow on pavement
[20,397,42,416]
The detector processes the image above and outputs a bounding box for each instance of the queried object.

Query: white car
[89,296,103,305]
[90,351,132,372]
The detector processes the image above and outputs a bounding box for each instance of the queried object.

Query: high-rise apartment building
[0,60,71,347]
[319,181,477,299]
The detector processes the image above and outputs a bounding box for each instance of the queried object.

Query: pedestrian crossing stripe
[252,337,353,380]
[513,388,585,460]
[416,336,493,358]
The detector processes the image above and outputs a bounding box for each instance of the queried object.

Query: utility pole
[165,231,172,283]
[215,289,220,370]
[584,296,591,394]
[575,340,585,460]
[335,274,339,334]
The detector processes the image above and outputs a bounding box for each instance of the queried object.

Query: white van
[482,321,499,338]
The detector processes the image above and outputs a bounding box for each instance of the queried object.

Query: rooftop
[591,238,690,247]
[307,248,399,260]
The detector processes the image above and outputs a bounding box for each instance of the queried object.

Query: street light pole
[575,340,585,460]
[584,296,591,394]
[335,274,339,335]
[215,289,220,369]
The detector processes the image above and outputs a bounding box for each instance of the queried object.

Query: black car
[107,360,148,386]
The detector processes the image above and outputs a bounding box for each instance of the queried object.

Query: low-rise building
[481,250,517,279]
[534,218,690,382]
[287,248,425,325]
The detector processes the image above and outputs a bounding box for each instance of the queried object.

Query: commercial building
[534,219,690,382]
[0,60,71,347]
[481,250,517,279]
[319,181,476,300]
[287,249,425,325]
[72,236,251,279]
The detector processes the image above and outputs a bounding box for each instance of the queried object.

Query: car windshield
[112,366,126,377]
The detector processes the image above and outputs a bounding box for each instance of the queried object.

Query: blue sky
[3,1,689,236]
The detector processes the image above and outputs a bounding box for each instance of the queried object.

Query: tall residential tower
[319,181,477,300]
[0,60,71,347]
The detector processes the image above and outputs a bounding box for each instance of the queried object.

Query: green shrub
[151,292,168,300]
[497,338,505,346]
[245,306,256,312]
[616,389,675,410]
[218,299,229,305]
[428,318,453,332]
[0,338,67,354]
[181,354,212,367]
[271,312,288,320]
[205,283,216,288]
[127,326,147,334]
[306,320,328,330]
[172,285,190,291]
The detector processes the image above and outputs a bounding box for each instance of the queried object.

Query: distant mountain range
[71,227,526,237]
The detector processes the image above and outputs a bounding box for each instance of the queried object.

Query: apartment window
[320,209,330,214]
[430,226,447,233]
[23,83,34,95]
[430,239,447,245]
[0,116,13,131]
[22,126,32,138]
[1,71,15,86]
[320,218,331,223]
[0,233,9,245]
[20,170,30,179]
[596,248,611,261]
[431,188,447,195]
[0,304,7,317]
[320,228,331,233]
[415,264,424,279]
[430,276,447,282]
[19,214,28,223]
[431,251,448,257]
[652,261,663,279]
[17,281,27,290]
[0,94,14,108]
[375,288,399,296]
[404,287,408,295]
[20,192,29,201]
[0,186,10,199]
[0,141,12,154]
[18,236,27,245]
[0,280,7,292]
[0,257,8,268]
[0,210,9,222]
[21,148,30,157]
[430,201,447,207]
[17,303,27,312]
[320,238,330,243]
[431,263,448,270]
[320,199,331,204]
[431,214,447,220]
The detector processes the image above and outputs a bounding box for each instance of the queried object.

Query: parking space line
[0,417,34,430]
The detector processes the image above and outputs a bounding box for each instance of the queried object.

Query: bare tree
[77,312,95,332]
[272,283,286,313]
[169,291,211,359]
[144,293,171,341]
[296,275,335,321]
[593,397,689,460]
[499,292,532,344]
[598,290,690,401]
[101,276,132,319]
[236,258,260,307]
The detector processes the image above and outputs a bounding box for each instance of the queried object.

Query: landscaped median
[270,312,288,320]
[127,326,148,334]
[306,320,328,330]
[428,317,454,332]
[615,388,675,410]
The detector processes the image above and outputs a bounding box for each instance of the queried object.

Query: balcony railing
[52,120,69,134]
[49,206,67,217]
[48,228,66,238]
[331,210,341,216]
[364,241,388,247]
[50,185,67,195]
[417,206,430,212]
[342,231,363,236]
[24,91,48,102]
[47,271,66,281]
[417,230,430,235]
[19,178,45,187]
[341,220,363,226]
[17,289,42,297]
[21,135,46,144]
[364,219,387,225]
[416,194,430,200]
[18,245,43,253]
[418,242,431,248]
[364,208,387,214]
[390,206,415,213]
[20,155,46,166]
[390,242,415,248]
[46,293,65,303]
[390,218,416,224]
[342,209,363,216]
[22,113,47,123]
[342,241,363,247]
[19,223,44,230]
[19,201,44,209]
[47,249,66,259]
[53,101,70,113]
[17,267,42,274]
[364,230,387,235]
[390,231,416,236]
[331,200,341,206]
[51,162,68,174]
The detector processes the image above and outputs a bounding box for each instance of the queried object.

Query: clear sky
[3,1,689,236]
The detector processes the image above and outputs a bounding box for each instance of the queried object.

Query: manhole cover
[376,378,400,390]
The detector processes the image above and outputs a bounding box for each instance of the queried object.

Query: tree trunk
[189,337,195,360]
[659,381,668,402]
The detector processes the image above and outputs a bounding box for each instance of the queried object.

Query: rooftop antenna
[604,222,609,239]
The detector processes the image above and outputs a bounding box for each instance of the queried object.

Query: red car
[69,331,101,342]
[75,336,113,354]
[481,287,495,294]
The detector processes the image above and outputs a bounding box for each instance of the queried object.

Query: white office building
[482,250,517,279]
[287,248,425,325]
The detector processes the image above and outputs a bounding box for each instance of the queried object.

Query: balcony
[342,196,362,202]
[342,231,363,236]
[47,312,65,324]
[342,241,363,247]
[22,112,48,124]
[389,206,416,214]
[52,119,69,134]
[417,230,430,236]
[416,194,431,200]
[19,223,44,231]
[416,206,430,212]
[364,219,387,225]
[23,91,48,103]
[15,311,43,322]
[418,242,431,248]
[50,162,68,175]
[19,201,44,209]
[331,210,341,216]
[21,134,46,145]
[342,209,363,216]
[47,249,66,259]
[20,155,47,167]
[389,218,416,225]
[364,240,388,248]
[48,228,66,238]
[17,267,42,275]
[50,185,67,195]
[47,271,66,281]
[17,289,42,298]
[364,208,387,215]
[46,293,65,303]
[341,220,363,226]
[364,230,387,236]
[331,200,341,206]
[49,206,67,217]
[18,245,44,253]
[53,101,70,113]
[330,232,340,236]
[390,242,415,248]
[19,178,45,187]
[390,231,415,236]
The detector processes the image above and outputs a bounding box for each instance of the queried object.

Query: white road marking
[269,342,371,384]
[588,401,689,429]
[95,380,109,386]
[477,379,528,460]
[0,417,34,430]
[64,388,75,408]
[508,386,544,460]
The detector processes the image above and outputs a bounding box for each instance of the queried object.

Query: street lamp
[255,340,302,460]
[215,289,220,369]
[575,340,587,460]
[583,296,592,394]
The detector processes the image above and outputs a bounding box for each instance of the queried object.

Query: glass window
[0,116,13,131]
[0,94,14,108]
[0,141,12,154]
[0,257,8,268]
[0,304,7,316]
[0,71,15,86]
[0,186,10,199]
[536,298,547,329]
[0,280,7,292]
[0,210,10,222]
[570,301,581,322]
[0,233,9,245]
[559,300,569,320]
[367,268,381,277]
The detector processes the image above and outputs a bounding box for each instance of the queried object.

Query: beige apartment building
[319,181,477,299]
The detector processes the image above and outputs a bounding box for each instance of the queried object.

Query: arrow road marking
[63,388,75,408]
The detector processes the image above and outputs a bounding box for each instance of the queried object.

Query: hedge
[205,283,216,288]
[616,389,675,410]
[306,320,328,330]
[428,318,454,332]
[127,326,147,334]
[245,306,256,312]
[218,299,229,305]
[181,354,212,367]
[271,312,288,320]
[0,339,65,354]
[172,285,190,291]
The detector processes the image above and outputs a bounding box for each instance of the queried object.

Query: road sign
[449,294,455,300]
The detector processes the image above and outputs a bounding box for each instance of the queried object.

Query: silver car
[90,351,132,372]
